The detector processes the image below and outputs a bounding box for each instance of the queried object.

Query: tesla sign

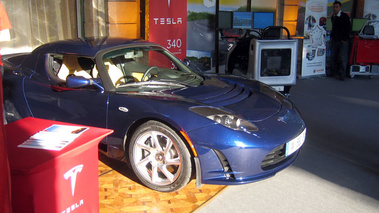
[149,0,187,60]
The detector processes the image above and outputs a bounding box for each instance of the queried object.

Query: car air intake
[261,144,287,170]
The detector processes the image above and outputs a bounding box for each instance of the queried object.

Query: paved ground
[196,75,379,213]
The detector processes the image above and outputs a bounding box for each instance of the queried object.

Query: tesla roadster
[3,37,306,192]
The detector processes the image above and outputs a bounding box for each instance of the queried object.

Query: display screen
[326,18,332,31]
[352,18,368,32]
[253,12,274,29]
[260,49,291,76]
[233,12,253,29]
[219,11,233,29]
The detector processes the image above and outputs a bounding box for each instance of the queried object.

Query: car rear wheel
[129,121,192,192]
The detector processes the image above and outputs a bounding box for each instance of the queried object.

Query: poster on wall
[364,0,379,20]
[149,0,187,61]
[301,0,328,77]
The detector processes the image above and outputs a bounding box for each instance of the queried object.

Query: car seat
[58,55,93,80]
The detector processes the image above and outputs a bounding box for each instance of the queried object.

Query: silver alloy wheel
[132,130,182,186]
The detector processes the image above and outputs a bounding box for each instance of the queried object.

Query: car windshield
[101,46,203,91]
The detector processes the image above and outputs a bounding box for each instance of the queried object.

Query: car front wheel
[129,121,192,192]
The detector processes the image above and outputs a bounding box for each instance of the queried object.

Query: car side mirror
[66,75,104,91]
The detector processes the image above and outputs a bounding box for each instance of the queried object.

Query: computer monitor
[232,12,253,29]
[250,39,298,86]
[219,11,233,29]
[253,12,275,29]
[352,18,368,32]
[326,18,332,31]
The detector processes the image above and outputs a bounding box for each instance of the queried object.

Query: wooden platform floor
[98,154,227,213]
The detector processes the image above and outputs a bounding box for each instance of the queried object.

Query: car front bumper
[188,106,306,185]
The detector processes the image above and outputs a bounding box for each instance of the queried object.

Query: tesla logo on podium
[64,165,84,196]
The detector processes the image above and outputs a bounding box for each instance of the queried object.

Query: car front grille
[261,144,288,170]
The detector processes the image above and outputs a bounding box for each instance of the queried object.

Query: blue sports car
[3,37,306,192]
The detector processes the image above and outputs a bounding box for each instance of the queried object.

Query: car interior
[49,54,129,87]
[47,47,197,90]
[48,54,96,84]
[48,53,152,88]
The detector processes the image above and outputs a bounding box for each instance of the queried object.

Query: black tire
[128,121,192,192]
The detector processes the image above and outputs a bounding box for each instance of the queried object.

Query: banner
[149,0,187,61]
[364,0,379,20]
[301,0,327,77]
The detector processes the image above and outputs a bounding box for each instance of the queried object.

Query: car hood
[173,76,282,121]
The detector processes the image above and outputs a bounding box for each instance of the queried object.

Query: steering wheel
[141,66,159,81]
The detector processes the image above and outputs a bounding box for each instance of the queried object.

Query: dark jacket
[331,11,351,41]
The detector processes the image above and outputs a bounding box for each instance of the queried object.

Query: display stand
[225,26,297,95]
[5,117,113,213]
[349,20,379,78]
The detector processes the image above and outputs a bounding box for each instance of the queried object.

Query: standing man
[330,1,351,80]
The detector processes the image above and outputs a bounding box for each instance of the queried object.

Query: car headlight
[189,106,258,132]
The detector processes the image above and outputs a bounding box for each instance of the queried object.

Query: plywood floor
[98,154,227,213]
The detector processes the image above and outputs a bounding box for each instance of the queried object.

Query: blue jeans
[330,40,349,78]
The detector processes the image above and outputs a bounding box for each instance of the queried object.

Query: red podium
[5,117,113,213]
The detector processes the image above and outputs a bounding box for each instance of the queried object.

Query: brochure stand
[5,117,113,213]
